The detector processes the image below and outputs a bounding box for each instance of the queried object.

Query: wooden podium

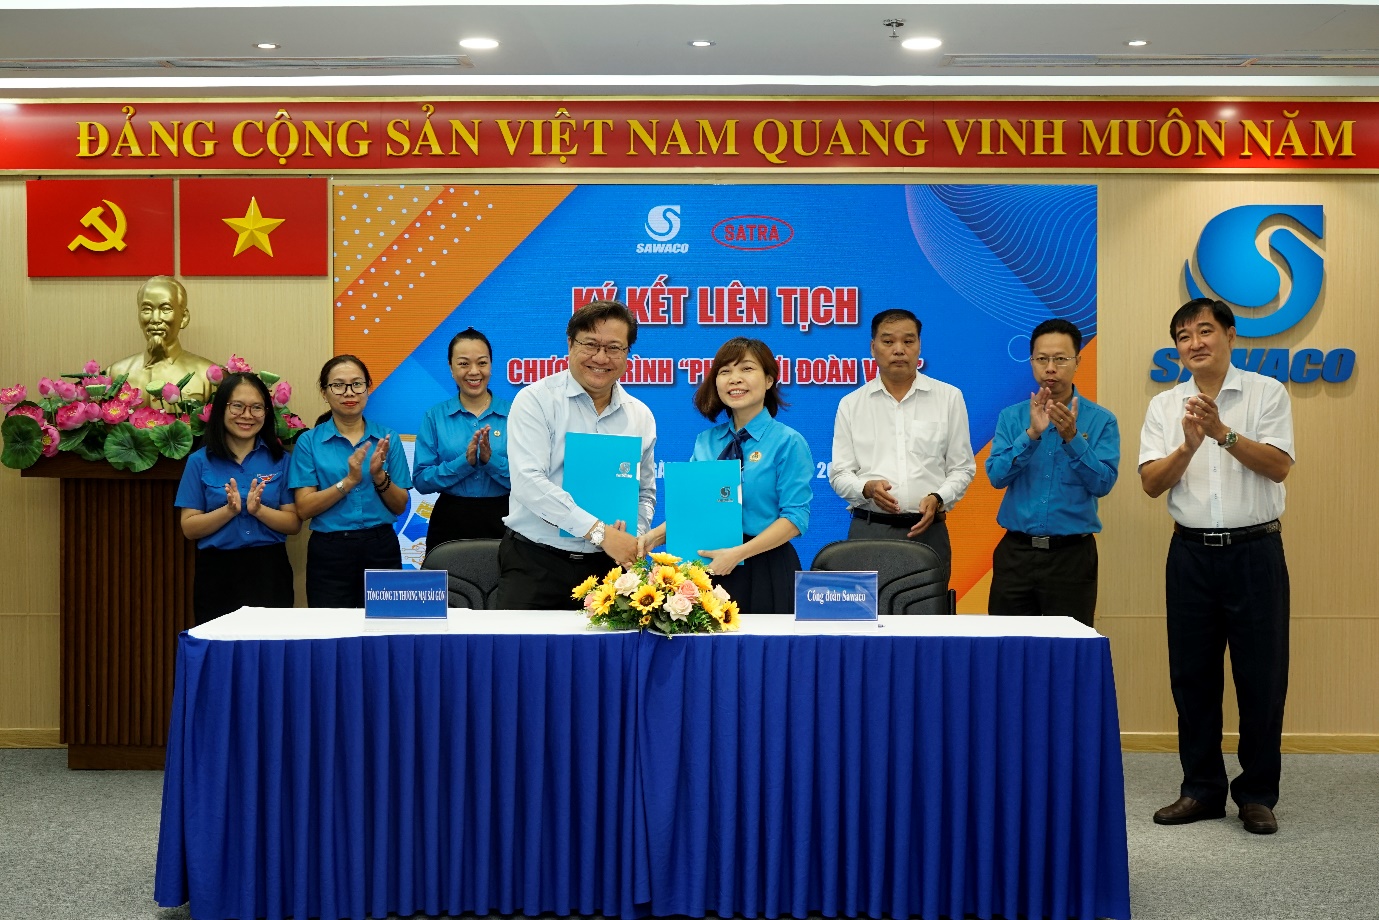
[23,454,194,769]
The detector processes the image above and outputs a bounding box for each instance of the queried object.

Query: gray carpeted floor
[0,748,1374,920]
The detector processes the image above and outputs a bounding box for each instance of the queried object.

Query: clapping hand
[346,442,368,486]
[1049,396,1080,442]
[246,477,265,515]
[1028,386,1052,439]
[223,478,243,514]
[369,436,390,483]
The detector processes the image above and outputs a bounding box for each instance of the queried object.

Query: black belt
[852,508,923,527]
[1173,520,1281,547]
[507,528,595,562]
[1005,531,1092,550]
[312,523,394,541]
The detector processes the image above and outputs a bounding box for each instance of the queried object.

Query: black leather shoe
[1153,796,1226,825]
[1239,803,1278,835]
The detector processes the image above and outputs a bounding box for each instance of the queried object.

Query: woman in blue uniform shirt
[289,354,414,608]
[175,372,300,624]
[641,337,813,614]
[413,327,511,549]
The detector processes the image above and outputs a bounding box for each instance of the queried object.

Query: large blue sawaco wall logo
[1153,204,1354,383]
[1184,204,1323,336]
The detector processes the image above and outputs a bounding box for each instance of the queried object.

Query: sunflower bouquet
[573,552,741,636]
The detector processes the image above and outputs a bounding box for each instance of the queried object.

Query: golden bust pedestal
[22,454,193,770]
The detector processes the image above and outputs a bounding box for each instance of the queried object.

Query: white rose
[664,593,693,620]
[712,585,731,603]
[614,572,641,597]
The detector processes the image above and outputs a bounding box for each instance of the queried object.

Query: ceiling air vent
[943,52,1379,69]
[0,55,474,71]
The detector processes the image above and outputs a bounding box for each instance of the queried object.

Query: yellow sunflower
[649,551,682,566]
[571,575,598,600]
[602,566,624,587]
[686,565,714,594]
[629,584,663,614]
[639,613,652,626]
[720,600,741,630]
[697,590,721,620]
[649,564,685,591]
[589,584,616,616]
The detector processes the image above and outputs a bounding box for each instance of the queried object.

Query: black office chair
[810,539,956,615]
[421,538,502,610]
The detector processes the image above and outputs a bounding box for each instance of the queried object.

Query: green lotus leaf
[1,414,43,469]
[149,421,193,459]
[103,422,159,472]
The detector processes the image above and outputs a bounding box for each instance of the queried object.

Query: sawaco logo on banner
[1152,204,1354,383]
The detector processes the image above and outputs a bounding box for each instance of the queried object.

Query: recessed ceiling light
[1126,39,1150,47]
[901,37,943,52]
[254,43,279,51]
[459,38,500,51]
[689,40,715,48]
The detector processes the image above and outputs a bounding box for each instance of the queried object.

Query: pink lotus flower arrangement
[1,355,305,473]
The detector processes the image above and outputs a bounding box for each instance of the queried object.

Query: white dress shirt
[829,373,976,513]
[1138,365,1294,529]
[504,370,657,551]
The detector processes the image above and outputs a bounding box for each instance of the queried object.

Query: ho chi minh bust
[107,276,216,407]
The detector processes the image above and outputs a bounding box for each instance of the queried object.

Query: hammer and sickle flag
[180,178,329,276]
[26,179,174,277]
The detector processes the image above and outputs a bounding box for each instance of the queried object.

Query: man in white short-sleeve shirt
[1139,298,1295,836]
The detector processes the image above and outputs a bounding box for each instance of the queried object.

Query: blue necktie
[718,426,751,466]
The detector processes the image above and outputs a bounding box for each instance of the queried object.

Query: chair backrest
[421,538,502,610]
[810,539,954,615]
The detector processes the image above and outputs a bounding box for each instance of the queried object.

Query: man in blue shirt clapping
[984,319,1120,627]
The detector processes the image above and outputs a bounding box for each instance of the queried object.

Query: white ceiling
[2,1,1379,97]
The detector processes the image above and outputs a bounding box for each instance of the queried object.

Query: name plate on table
[364,569,448,618]
[794,571,878,621]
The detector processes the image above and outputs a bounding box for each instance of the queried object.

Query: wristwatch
[588,521,607,547]
[928,492,945,511]
[1217,429,1239,448]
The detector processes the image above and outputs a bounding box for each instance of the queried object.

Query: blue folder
[664,460,743,565]
[560,432,642,538]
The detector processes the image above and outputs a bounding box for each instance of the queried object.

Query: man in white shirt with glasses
[829,308,976,587]
[497,300,656,609]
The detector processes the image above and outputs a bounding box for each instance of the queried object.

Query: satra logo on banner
[1152,204,1354,383]
[638,204,688,253]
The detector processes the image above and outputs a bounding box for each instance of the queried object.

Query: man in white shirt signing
[829,309,976,585]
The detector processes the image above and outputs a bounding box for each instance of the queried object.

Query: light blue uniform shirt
[412,394,511,497]
[985,387,1120,535]
[504,370,657,552]
[287,417,414,532]
[174,441,293,550]
[690,410,814,537]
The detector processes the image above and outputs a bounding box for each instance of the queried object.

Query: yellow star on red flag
[222,196,285,257]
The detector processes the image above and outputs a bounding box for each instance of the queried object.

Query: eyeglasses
[573,339,629,359]
[1030,356,1075,368]
[227,401,266,417]
[326,381,368,395]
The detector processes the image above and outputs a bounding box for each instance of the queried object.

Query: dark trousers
[1166,532,1290,808]
[495,529,612,611]
[988,532,1098,627]
[847,517,951,589]
[193,543,294,625]
[306,524,403,608]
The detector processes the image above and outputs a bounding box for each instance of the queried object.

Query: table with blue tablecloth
[154,610,1130,920]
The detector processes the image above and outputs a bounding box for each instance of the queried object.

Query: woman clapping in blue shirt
[413,328,511,550]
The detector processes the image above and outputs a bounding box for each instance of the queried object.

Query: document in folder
[664,460,744,566]
[559,432,642,538]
